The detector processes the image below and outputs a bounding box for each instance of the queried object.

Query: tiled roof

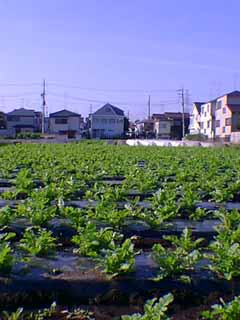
[104,103,124,116]
[7,108,36,117]
[49,109,81,118]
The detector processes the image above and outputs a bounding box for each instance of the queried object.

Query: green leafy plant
[19,227,56,257]
[152,228,203,281]
[101,238,138,278]
[1,307,24,320]
[15,168,35,196]
[0,232,16,274]
[122,293,174,320]
[72,222,123,257]
[0,206,15,225]
[202,296,240,320]
[17,189,56,226]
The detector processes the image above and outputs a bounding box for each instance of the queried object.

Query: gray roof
[7,108,36,117]
[193,102,205,113]
[94,103,124,116]
[49,109,81,118]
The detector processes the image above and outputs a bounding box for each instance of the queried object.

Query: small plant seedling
[202,296,240,320]
[122,293,174,320]
[19,227,56,257]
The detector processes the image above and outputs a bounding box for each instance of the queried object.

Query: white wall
[91,115,124,137]
[49,116,81,133]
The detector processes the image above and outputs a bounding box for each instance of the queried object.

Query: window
[223,107,227,114]
[207,105,209,112]
[8,115,20,122]
[204,112,207,117]
[225,118,231,126]
[55,118,68,124]
[201,106,204,114]
[109,119,115,123]
[101,119,107,123]
[160,123,167,129]
[216,120,220,128]
[200,122,204,129]
[222,127,226,133]
[207,120,210,128]
[216,100,222,110]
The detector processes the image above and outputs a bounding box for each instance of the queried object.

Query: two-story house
[152,114,172,139]
[49,109,84,138]
[7,108,42,135]
[90,103,125,138]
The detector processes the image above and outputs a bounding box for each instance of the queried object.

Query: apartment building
[189,102,204,135]
[215,91,240,140]
[190,91,240,141]
[199,101,216,139]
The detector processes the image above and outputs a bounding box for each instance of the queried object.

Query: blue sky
[0,0,240,119]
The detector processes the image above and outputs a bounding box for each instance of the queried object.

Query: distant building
[164,112,190,139]
[189,102,204,135]
[152,114,172,139]
[190,91,240,141]
[135,119,155,138]
[0,111,8,136]
[215,91,240,141]
[0,112,7,130]
[49,109,84,138]
[7,108,42,135]
[90,103,125,138]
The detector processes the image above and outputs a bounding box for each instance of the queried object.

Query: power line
[47,82,178,93]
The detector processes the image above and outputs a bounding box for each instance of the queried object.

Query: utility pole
[181,88,185,138]
[177,88,185,138]
[41,79,46,134]
[148,95,151,120]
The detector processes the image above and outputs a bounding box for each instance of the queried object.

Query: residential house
[7,108,42,136]
[152,113,172,139]
[89,103,125,138]
[49,109,84,138]
[164,112,190,139]
[0,111,9,136]
[135,119,155,138]
[189,102,204,135]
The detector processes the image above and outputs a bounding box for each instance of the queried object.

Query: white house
[90,103,125,138]
[49,109,84,138]
[7,108,42,135]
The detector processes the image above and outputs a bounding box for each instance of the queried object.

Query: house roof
[193,102,205,113]
[105,103,124,116]
[7,108,36,117]
[228,104,240,112]
[93,103,124,116]
[164,112,190,120]
[49,109,81,118]
[203,90,240,104]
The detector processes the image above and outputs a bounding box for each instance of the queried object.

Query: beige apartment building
[190,91,240,141]
[215,91,240,140]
